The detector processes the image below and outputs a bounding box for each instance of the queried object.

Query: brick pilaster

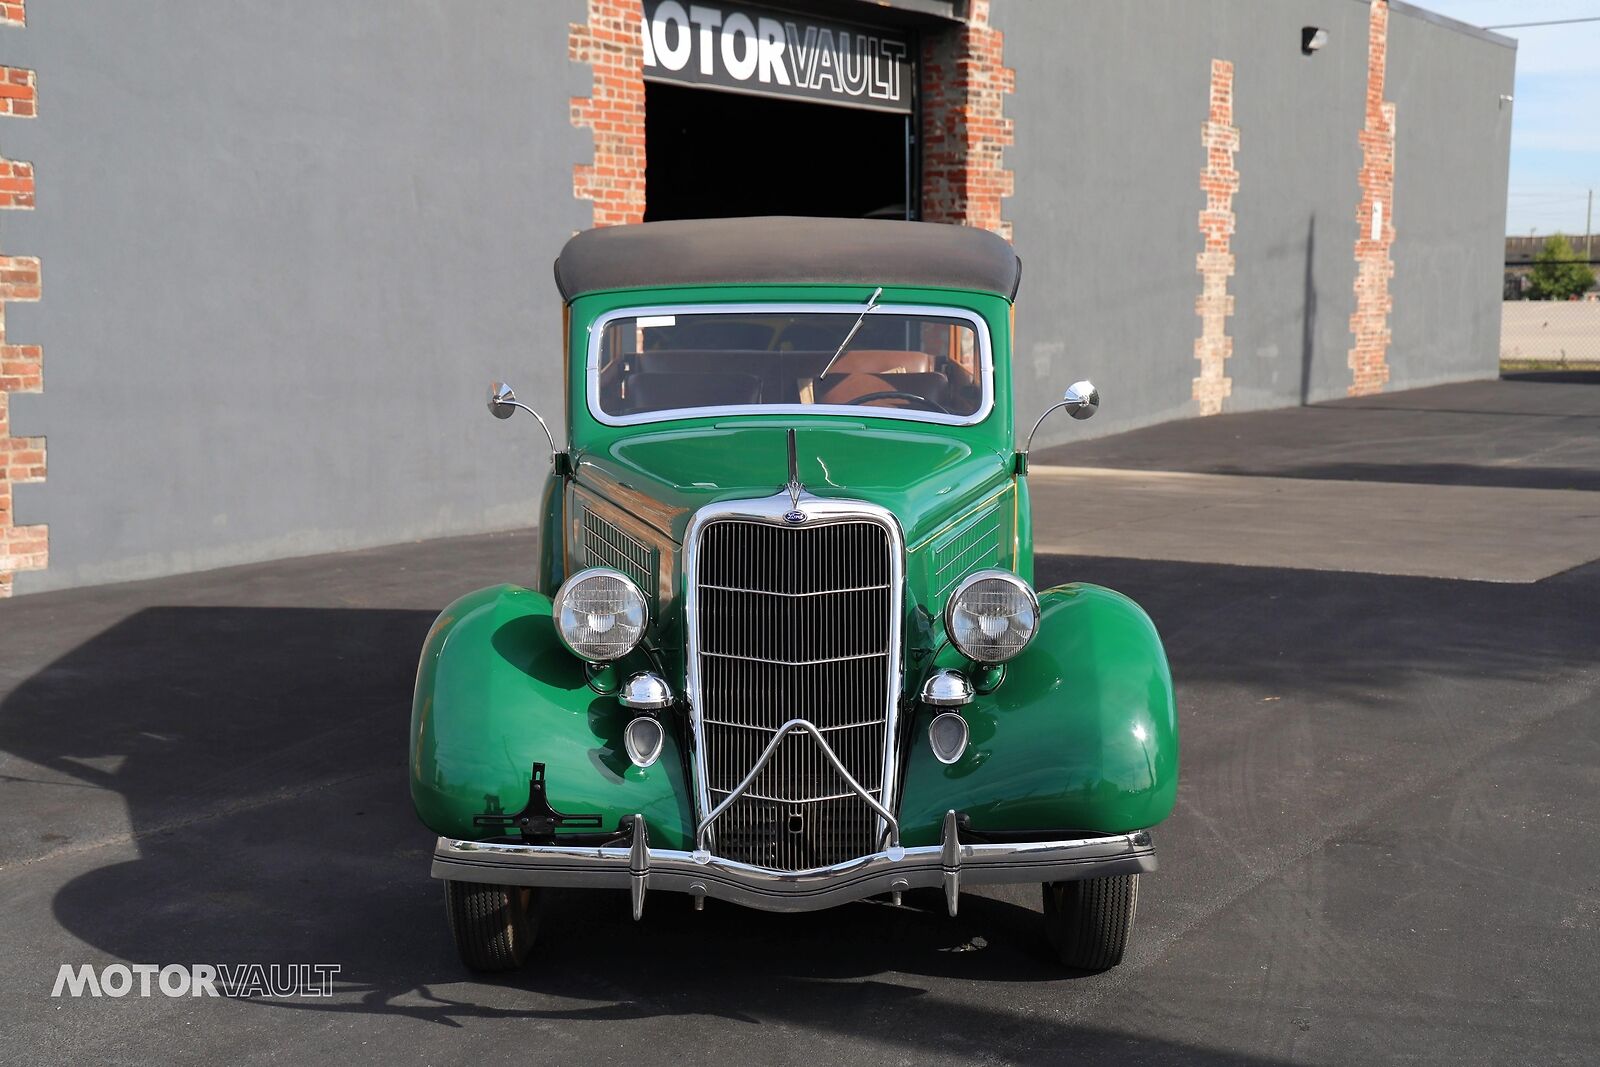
[570,0,647,228]
[1348,0,1395,397]
[0,257,42,597]
[920,0,1014,238]
[1194,59,1239,416]
[0,0,37,594]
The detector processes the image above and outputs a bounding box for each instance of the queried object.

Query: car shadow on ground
[5,549,1597,1060]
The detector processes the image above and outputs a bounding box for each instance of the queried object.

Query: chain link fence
[1502,248,1600,370]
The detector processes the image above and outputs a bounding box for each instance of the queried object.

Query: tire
[1043,874,1139,971]
[444,880,541,972]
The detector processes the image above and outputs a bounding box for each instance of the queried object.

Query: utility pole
[1587,188,1593,264]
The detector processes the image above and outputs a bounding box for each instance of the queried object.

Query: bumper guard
[431,816,1156,917]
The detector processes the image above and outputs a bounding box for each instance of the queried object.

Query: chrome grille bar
[694,718,900,855]
[683,495,903,873]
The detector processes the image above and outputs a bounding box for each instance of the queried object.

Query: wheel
[1043,874,1139,971]
[443,880,541,972]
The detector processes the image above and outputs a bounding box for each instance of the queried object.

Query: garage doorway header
[640,1,914,114]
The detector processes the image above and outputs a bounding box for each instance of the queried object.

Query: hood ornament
[783,428,806,522]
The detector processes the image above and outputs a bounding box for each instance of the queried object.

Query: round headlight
[553,567,648,662]
[944,569,1039,664]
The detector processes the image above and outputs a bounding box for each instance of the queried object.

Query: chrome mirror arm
[488,380,561,463]
[504,399,559,458]
[1022,379,1099,457]
[1023,401,1072,455]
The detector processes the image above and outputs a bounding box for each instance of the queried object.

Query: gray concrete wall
[1386,5,1516,391]
[8,1,588,593]
[996,0,1515,448]
[3,0,1515,593]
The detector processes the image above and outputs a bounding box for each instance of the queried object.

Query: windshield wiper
[818,286,883,379]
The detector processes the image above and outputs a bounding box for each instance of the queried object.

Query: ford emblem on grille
[783,509,806,524]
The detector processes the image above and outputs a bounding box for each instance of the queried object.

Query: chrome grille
[695,518,893,870]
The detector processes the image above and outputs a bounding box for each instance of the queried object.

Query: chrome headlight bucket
[943,569,1039,664]
[552,567,649,663]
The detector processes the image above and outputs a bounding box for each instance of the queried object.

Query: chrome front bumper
[431,813,1156,917]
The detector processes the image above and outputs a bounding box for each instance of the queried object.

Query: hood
[573,423,1013,548]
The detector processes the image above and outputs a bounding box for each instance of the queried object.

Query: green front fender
[409,584,696,849]
[897,583,1178,845]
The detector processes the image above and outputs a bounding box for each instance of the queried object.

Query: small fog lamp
[553,568,648,662]
[944,570,1039,664]
[624,716,665,769]
[928,712,970,765]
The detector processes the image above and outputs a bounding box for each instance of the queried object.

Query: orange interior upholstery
[826,349,935,375]
[818,373,898,405]
[818,371,950,408]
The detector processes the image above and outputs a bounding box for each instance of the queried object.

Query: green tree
[1527,233,1597,300]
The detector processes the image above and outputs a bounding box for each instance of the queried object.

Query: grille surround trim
[683,492,906,868]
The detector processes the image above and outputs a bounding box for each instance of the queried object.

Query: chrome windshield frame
[584,301,996,429]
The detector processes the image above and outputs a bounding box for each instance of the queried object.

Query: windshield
[589,304,991,425]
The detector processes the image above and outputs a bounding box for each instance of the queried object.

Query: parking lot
[1,376,1596,1065]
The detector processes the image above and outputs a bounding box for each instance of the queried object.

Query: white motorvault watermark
[52,963,341,998]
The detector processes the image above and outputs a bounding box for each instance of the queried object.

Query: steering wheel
[844,390,950,414]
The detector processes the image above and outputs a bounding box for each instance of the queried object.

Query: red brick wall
[0,154,30,209]
[1194,59,1239,416]
[1349,0,1395,397]
[570,0,647,228]
[0,65,32,117]
[920,0,1014,238]
[0,57,40,594]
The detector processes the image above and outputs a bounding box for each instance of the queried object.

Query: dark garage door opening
[644,82,912,222]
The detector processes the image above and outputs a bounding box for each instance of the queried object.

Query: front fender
[409,584,695,848]
[896,583,1178,845]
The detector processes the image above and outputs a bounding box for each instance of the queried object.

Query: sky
[1419,0,1599,237]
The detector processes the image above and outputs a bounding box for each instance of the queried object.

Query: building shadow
[9,548,1594,1060]
[1186,460,1600,491]
[1500,369,1600,385]
[0,601,1318,1063]
[1036,378,1600,490]
[1038,554,1600,698]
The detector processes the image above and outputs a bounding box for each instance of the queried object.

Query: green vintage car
[411,217,1178,972]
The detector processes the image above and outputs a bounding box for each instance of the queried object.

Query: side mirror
[488,380,519,420]
[1062,379,1100,421]
[486,379,559,460]
[1020,379,1100,467]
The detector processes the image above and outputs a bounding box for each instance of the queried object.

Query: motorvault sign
[640,1,913,114]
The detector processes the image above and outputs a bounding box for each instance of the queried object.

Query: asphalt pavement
[1,377,1596,1065]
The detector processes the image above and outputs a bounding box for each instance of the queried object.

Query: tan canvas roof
[554,216,1022,302]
